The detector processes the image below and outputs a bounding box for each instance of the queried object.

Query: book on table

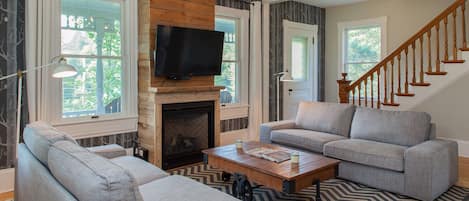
[245,147,291,163]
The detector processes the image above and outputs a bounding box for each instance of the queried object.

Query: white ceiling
[266,0,368,8]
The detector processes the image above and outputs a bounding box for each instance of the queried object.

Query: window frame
[215,6,250,120]
[41,0,138,138]
[338,17,387,81]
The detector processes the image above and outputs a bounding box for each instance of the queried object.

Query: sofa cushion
[48,141,143,201]
[111,156,169,185]
[23,121,77,167]
[295,102,355,137]
[139,175,239,201]
[324,139,407,172]
[271,129,347,153]
[350,107,431,146]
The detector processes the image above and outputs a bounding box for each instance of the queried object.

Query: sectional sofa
[260,101,458,201]
[17,122,239,201]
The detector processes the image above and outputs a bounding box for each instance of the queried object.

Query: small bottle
[291,152,300,164]
[236,139,243,149]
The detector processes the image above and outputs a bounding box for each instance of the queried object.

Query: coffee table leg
[222,171,232,182]
[232,173,254,201]
[314,179,321,201]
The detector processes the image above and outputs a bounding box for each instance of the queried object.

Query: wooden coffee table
[202,141,340,201]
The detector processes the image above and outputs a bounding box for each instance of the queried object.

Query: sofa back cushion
[350,107,431,146]
[48,141,143,201]
[23,121,77,167]
[295,102,356,137]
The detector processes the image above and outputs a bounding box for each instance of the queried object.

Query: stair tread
[460,47,469,51]
[441,60,465,63]
[426,71,448,75]
[410,82,431,86]
[395,93,415,97]
[381,102,400,107]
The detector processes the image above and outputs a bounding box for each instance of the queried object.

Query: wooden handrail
[348,0,466,89]
[338,0,467,107]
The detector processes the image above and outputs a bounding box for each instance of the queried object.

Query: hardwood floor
[0,191,13,201]
[457,156,469,188]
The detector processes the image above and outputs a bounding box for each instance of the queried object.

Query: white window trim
[215,6,250,118]
[338,16,387,79]
[37,0,138,138]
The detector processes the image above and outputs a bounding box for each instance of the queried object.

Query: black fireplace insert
[161,101,215,170]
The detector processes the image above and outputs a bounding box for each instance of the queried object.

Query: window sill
[220,104,249,120]
[52,115,138,139]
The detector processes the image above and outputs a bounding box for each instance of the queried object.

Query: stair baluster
[427,30,432,73]
[377,69,381,109]
[462,3,467,49]
[371,73,374,108]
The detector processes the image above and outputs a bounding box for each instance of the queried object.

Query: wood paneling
[138,0,217,167]
[149,0,215,88]
[0,191,13,201]
[457,156,469,188]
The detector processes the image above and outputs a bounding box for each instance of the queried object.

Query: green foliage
[62,19,122,117]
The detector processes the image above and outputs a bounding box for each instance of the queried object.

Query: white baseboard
[0,168,14,193]
[439,138,469,158]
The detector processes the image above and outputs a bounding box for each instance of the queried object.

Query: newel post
[337,73,351,104]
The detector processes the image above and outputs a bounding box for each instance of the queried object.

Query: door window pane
[215,17,239,104]
[291,36,308,80]
[61,0,123,118]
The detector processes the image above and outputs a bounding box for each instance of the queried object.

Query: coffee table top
[202,141,340,181]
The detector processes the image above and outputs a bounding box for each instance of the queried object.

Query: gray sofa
[260,101,458,201]
[17,121,239,201]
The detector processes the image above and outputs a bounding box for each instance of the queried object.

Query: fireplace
[161,101,215,170]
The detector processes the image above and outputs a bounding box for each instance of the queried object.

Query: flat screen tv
[155,25,224,80]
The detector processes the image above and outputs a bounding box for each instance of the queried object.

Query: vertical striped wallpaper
[269,1,326,121]
[216,0,252,10]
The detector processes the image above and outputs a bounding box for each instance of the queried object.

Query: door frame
[282,20,318,118]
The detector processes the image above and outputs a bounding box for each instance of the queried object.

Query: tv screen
[155,25,224,79]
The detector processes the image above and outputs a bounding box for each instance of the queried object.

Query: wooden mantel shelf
[149,86,226,94]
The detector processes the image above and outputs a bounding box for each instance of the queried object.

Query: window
[339,17,387,82]
[61,0,123,118]
[215,6,249,106]
[291,36,308,80]
[215,18,239,104]
[41,0,138,137]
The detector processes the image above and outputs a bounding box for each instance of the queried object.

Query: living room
[1,0,468,200]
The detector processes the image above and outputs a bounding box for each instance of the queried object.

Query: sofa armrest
[404,139,458,201]
[87,144,127,159]
[259,120,296,143]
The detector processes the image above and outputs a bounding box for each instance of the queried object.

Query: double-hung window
[44,0,138,137]
[339,17,387,82]
[215,6,249,107]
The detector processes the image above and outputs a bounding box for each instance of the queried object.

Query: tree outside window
[61,0,123,118]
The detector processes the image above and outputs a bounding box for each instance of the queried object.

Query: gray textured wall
[216,0,252,10]
[269,1,325,121]
[0,0,26,169]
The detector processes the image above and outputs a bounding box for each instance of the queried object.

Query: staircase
[337,0,469,110]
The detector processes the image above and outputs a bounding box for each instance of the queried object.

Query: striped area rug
[170,164,469,201]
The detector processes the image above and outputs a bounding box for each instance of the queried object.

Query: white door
[282,20,318,120]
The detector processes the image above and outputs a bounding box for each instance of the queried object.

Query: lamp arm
[0,63,54,81]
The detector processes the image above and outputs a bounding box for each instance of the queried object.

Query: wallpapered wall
[269,1,325,121]
[0,0,26,169]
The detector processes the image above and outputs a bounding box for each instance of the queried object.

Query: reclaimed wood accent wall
[138,0,216,165]
[150,0,215,88]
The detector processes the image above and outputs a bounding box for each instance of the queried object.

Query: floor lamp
[274,71,293,121]
[0,56,78,145]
